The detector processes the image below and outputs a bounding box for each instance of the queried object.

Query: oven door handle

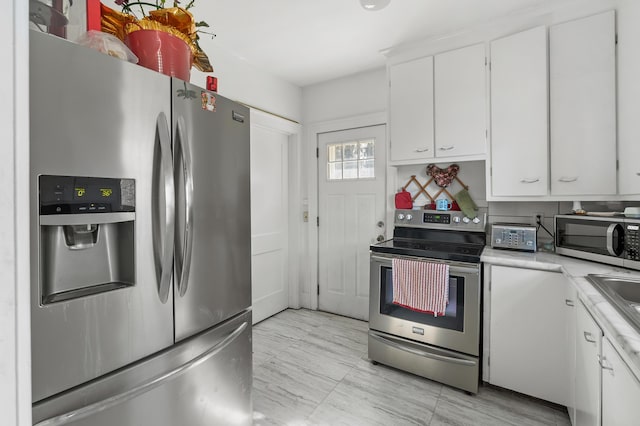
[370,254,479,275]
[369,332,476,367]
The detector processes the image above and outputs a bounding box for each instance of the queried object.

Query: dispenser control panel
[39,175,135,215]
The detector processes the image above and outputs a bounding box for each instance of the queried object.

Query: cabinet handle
[438,146,455,151]
[558,176,578,182]
[565,299,575,307]
[583,331,597,343]
[598,355,614,372]
[415,148,430,153]
[520,178,540,184]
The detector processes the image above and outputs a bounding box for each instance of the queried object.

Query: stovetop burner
[372,238,485,263]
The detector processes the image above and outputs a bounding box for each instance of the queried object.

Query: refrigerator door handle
[153,113,175,304]
[34,321,249,426]
[174,117,194,297]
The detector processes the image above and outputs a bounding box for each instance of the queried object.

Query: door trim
[250,109,302,310]
[305,111,387,310]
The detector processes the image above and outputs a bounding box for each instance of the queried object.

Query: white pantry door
[318,125,386,320]
[250,119,289,324]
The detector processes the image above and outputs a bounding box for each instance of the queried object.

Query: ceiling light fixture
[360,0,391,12]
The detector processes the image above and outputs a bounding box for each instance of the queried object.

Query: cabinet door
[434,43,486,157]
[488,266,567,405]
[389,57,434,162]
[565,283,577,424]
[490,26,548,196]
[575,301,602,426]
[549,10,616,195]
[601,338,640,426]
[617,3,640,194]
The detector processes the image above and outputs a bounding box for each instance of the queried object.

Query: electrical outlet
[532,212,544,226]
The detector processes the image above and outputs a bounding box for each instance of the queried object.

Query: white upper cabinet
[434,43,487,157]
[389,56,434,162]
[490,26,548,197]
[617,3,640,195]
[549,10,617,196]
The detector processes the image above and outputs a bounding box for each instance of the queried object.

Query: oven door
[369,253,481,356]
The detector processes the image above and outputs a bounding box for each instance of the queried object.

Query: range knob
[462,217,471,224]
[472,217,481,224]
[406,214,413,221]
[452,216,461,224]
[397,213,405,220]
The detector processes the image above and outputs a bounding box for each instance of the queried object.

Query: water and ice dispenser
[39,175,136,304]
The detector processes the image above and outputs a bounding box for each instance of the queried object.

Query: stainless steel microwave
[555,215,640,270]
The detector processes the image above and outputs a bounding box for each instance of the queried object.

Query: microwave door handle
[153,113,174,304]
[606,223,621,257]
[175,117,194,297]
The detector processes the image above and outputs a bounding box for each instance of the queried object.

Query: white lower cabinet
[601,337,640,426]
[487,265,568,405]
[487,265,640,425]
[565,283,577,424]
[575,300,602,426]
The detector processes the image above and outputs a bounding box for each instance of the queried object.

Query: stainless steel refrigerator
[29,30,252,425]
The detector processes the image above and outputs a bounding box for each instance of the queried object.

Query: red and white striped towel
[392,258,450,316]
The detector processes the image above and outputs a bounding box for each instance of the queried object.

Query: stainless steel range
[368,209,486,393]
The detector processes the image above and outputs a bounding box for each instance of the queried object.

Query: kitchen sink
[586,274,640,334]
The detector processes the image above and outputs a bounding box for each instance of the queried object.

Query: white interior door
[250,121,289,324]
[318,125,386,320]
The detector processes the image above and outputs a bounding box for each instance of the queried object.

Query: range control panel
[395,209,486,232]
[491,223,537,252]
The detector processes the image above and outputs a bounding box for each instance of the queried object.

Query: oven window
[379,266,464,332]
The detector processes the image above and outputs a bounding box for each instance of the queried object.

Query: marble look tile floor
[252,308,571,426]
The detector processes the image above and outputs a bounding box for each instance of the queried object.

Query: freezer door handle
[35,321,249,426]
[153,113,175,304]
[174,117,194,297]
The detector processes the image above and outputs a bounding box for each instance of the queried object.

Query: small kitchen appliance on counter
[491,223,537,252]
[555,214,640,270]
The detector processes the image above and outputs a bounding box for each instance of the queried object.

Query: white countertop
[481,247,640,381]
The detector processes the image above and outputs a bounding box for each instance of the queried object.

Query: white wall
[2,1,32,425]
[101,0,302,122]
[302,67,386,124]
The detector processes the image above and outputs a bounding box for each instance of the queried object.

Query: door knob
[377,221,385,228]
[376,235,385,242]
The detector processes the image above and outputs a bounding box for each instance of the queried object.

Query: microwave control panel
[626,224,640,261]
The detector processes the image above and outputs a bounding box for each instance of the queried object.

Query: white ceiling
[194,0,565,87]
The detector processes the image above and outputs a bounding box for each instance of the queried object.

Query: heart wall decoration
[426,164,460,188]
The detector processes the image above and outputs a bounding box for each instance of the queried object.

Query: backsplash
[393,161,640,250]
[486,201,564,249]
[394,161,487,209]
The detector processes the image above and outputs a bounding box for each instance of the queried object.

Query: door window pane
[328,163,342,180]
[360,140,374,159]
[359,159,375,178]
[326,139,376,181]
